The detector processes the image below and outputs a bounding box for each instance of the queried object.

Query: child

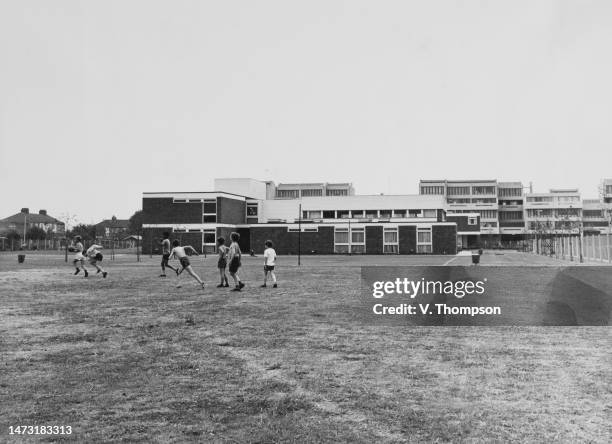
[216,237,230,288]
[70,236,88,277]
[169,240,205,289]
[159,231,178,277]
[261,240,278,288]
[84,243,108,278]
[228,232,245,291]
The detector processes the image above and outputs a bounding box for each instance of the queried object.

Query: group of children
[159,231,277,290]
[69,231,278,290]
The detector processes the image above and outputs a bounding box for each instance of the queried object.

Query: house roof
[95,219,130,229]
[1,212,63,224]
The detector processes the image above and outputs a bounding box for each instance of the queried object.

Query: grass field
[1,251,610,443]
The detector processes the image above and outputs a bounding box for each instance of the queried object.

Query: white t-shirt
[85,244,102,257]
[263,248,276,266]
[170,246,188,259]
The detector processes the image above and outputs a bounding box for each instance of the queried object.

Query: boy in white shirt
[170,240,205,289]
[84,243,108,278]
[261,240,277,288]
[70,236,89,277]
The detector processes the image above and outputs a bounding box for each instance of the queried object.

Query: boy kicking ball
[170,240,205,289]
[260,240,278,288]
[84,243,108,278]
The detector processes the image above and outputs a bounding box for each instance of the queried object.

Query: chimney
[21,208,29,214]
[39,210,47,216]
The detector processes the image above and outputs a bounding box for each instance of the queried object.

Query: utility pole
[298,204,301,266]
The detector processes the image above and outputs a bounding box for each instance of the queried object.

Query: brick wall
[143,198,202,224]
[398,225,417,254]
[447,215,480,232]
[249,226,335,254]
[218,197,245,224]
[432,225,456,255]
[365,225,383,254]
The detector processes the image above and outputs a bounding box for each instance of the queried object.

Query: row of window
[447,198,497,204]
[498,188,523,197]
[276,189,349,198]
[302,209,438,219]
[526,196,580,203]
[333,227,432,254]
[526,209,581,218]
[449,210,498,219]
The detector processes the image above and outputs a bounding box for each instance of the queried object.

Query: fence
[528,233,612,263]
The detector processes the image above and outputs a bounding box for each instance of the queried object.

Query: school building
[141,179,472,255]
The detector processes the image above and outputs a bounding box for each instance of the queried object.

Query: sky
[1,0,611,225]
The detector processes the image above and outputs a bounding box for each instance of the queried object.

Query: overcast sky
[1,0,611,224]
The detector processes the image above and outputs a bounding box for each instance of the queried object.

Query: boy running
[216,237,230,288]
[71,236,89,277]
[169,240,205,289]
[261,240,277,288]
[228,232,245,291]
[84,243,108,278]
[160,232,178,277]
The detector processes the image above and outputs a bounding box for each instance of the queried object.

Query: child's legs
[270,270,277,283]
[263,269,269,284]
[185,266,203,284]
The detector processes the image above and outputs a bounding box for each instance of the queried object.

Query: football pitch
[1,251,610,443]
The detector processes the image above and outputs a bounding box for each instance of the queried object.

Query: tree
[128,210,144,234]
[67,224,96,242]
[26,226,47,241]
[6,230,21,242]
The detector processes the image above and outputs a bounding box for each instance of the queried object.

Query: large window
[246,203,258,217]
[326,189,348,196]
[379,210,392,218]
[337,210,350,219]
[203,230,216,254]
[203,199,217,223]
[422,209,437,218]
[334,227,365,253]
[334,227,349,253]
[393,209,406,218]
[351,210,364,218]
[383,227,399,254]
[350,228,365,254]
[417,228,432,253]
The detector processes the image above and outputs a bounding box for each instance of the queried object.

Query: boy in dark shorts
[169,239,204,289]
[261,240,277,288]
[216,237,230,288]
[228,232,245,291]
[160,232,178,277]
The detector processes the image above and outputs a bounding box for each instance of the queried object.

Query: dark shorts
[264,265,275,272]
[179,257,190,268]
[162,253,170,265]
[95,253,103,262]
[217,258,227,269]
[228,258,241,274]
